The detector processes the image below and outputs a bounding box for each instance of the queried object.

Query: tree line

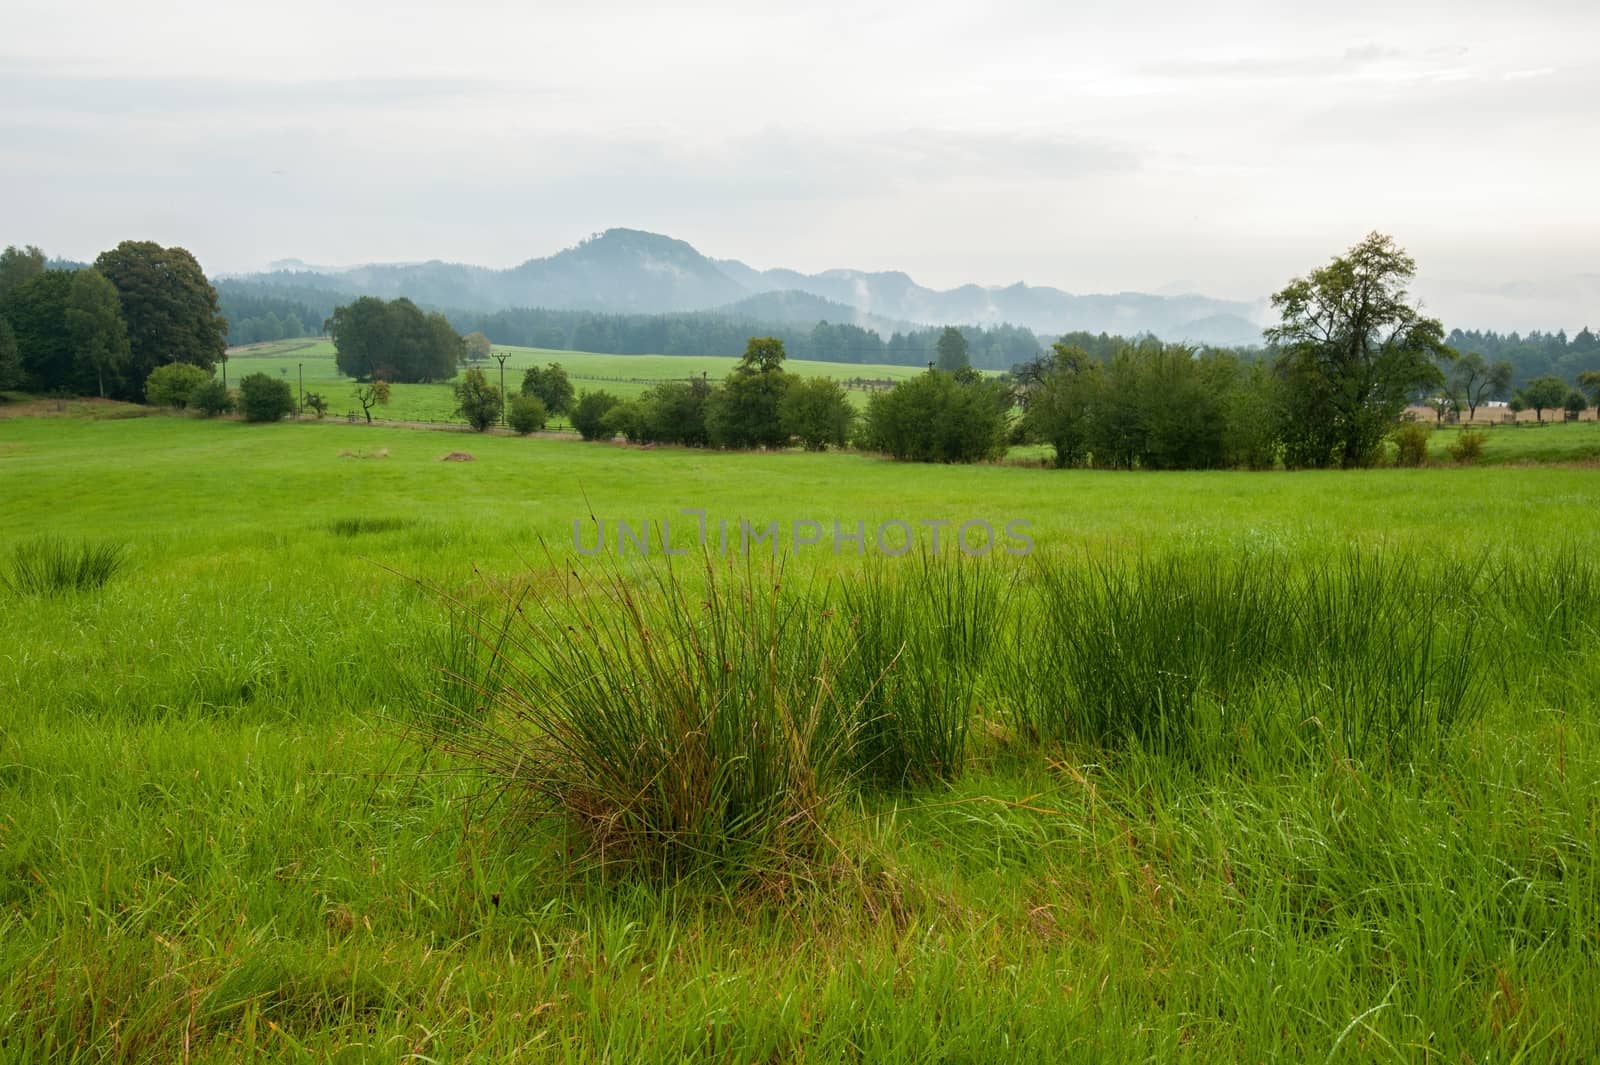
[0,242,227,400]
[1444,326,1599,388]
[430,306,1047,369]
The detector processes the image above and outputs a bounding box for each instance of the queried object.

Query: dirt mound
[440,451,475,462]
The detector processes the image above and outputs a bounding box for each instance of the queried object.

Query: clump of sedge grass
[1,536,126,596]
[828,553,1011,786]
[1006,547,1486,767]
[422,555,863,878]
[327,516,409,537]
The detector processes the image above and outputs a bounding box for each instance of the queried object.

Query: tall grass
[828,554,1011,786]
[326,516,409,537]
[1,536,125,596]
[1005,547,1488,766]
[420,557,864,876]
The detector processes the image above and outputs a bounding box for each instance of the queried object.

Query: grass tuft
[1,536,126,596]
[418,555,865,877]
[326,516,410,537]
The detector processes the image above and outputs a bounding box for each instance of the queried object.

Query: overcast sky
[4,0,1596,330]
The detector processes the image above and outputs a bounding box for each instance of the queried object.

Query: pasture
[1,413,1598,1062]
[222,339,930,424]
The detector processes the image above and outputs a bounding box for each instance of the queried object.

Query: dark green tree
[0,270,75,392]
[94,241,228,396]
[778,376,855,451]
[1266,233,1448,468]
[521,362,575,415]
[0,319,21,392]
[65,268,131,398]
[705,337,791,449]
[935,326,970,372]
[326,297,459,383]
[570,389,621,441]
[454,366,503,431]
[238,372,294,422]
[1564,390,1589,419]
[1021,343,1102,468]
[0,245,46,301]
[1515,375,1568,423]
[1579,370,1600,408]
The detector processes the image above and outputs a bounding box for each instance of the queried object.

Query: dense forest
[1445,327,1598,387]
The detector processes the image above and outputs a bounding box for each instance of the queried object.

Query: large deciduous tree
[93,241,227,396]
[65,268,132,398]
[1267,233,1448,469]
[326,296,461,383]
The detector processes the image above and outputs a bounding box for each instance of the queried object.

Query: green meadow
[222,340,929,424]
[2,413,1598,1062]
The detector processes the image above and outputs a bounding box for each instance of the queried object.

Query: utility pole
[298,363,303,413]
[494,352,510,427]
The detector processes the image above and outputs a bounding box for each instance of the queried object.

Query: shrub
[144,363,212,408]
[506,393,547,435]
[190,378,233,417]
[453,367,502,432]
[2,536,125,596]
[237,373,295,422]
[862,369,1011,463]
[520,363,574,415]
[570,389,621,441]
[1446,429,1486,464]
[779,376,855,451]
[1391,421,1432,467]
[301,391,329,418]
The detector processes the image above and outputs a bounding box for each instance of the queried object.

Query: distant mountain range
[234,229,1268,346]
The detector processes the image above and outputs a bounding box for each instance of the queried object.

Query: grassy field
[222,339,929,425]
[2,413,1598,1062]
